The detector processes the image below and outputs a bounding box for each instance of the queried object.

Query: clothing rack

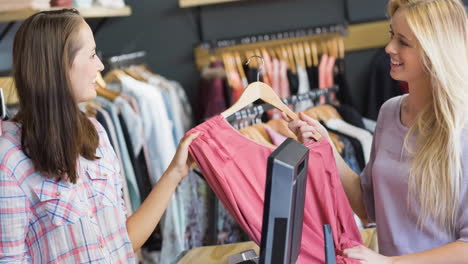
[226,85,339,123]
[197,24,347,50]
[194,20,390,70]
[107,51,147,69]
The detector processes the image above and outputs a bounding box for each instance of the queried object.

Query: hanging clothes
[306,64,318,90]
[325,55,337,101]
[325,119,372,163]
[365,49,403,120]
[362,118,377,134]
[334,58,353,106]
[295,65,312,112]
[333,104,366,130]
[196,61,230,123]
[287,69,299,95]
[318,54,328,104]
[187,115,362,263]
[279,60,291,99]
[180,170,211,248]
[94,96,141,211]
[118,76,185,263]
[271,58,281,97]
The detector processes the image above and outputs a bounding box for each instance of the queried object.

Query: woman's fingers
[181,131,200,147]
[299,112,321,126]
[288,120,306,134]
[343,246,365,260]
[281,112,292,122]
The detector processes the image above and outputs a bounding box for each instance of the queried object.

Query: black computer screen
[259,138,309,264]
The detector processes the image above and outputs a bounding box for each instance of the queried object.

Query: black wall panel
[345,0,388,23]
[200,0,344,41]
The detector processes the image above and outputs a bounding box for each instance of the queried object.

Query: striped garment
[0,119,135,263]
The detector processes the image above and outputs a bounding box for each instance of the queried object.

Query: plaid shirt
[0,119,135,264]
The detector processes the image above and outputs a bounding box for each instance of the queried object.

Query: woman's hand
[283,112,330,143]
[343,245,394,264]
[165,132,200,182]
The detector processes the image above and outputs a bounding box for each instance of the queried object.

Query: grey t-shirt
[361,95,468,256]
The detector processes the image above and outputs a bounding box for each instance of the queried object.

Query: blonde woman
[286,0,468,263]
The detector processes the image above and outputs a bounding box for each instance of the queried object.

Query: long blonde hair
[388,0,468,235]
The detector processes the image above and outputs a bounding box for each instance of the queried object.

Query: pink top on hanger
[326,56,337,101]
[318,54,328,104]
[228,71,244,103]
[262,50,274,88]
[187,116,362,263]
[279,60,290,99]
[272,58,281,97]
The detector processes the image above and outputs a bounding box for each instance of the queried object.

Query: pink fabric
[326,56,336,88]
[272,59,281,97]
[318,54,328,104]
[266,59,283,120]
[318,54,328,89]
[264,125,287,146]
[326,56,337,101]
[187,116,362,264]
[262,50,274,88]
[228,71,244,103]
[279,60,290,99]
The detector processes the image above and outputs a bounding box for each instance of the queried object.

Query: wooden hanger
[275,46,291,71]
[292,43,301,69]
[275,47,284,64]
[304,105,342,122]
[311,41,319,66]
[330,38,338,58]
[298,42,306,69]
[268,48,277,60]
[234,52,248,83]
[0,76,19,105]
[221,56,299,122]
[221,53,234,88]
[304,41,313,68]
[327,39,334,58]
[286,45,297,73]
[96,72,120,101]
[124,67,148,82]
[338,37,345,59]
[244,50,254,68]
[103,69,127,84]
[321,40,328,56]
[221,81,298,121]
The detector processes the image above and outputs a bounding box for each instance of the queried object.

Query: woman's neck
[402,78,432,127]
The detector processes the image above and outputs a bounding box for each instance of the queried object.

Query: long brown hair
[12,9,99,184]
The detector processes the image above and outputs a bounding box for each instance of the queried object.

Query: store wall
[4,0,464,113]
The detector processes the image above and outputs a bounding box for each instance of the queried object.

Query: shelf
[0,6,132,22]
[193,20,390,70]
[0,77,18,105]
[344,20,390,52]
[179,0,243,8]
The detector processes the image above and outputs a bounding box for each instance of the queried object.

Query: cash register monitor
[258,138,309,264]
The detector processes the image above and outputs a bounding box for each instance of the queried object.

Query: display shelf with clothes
[194,29,356,124]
